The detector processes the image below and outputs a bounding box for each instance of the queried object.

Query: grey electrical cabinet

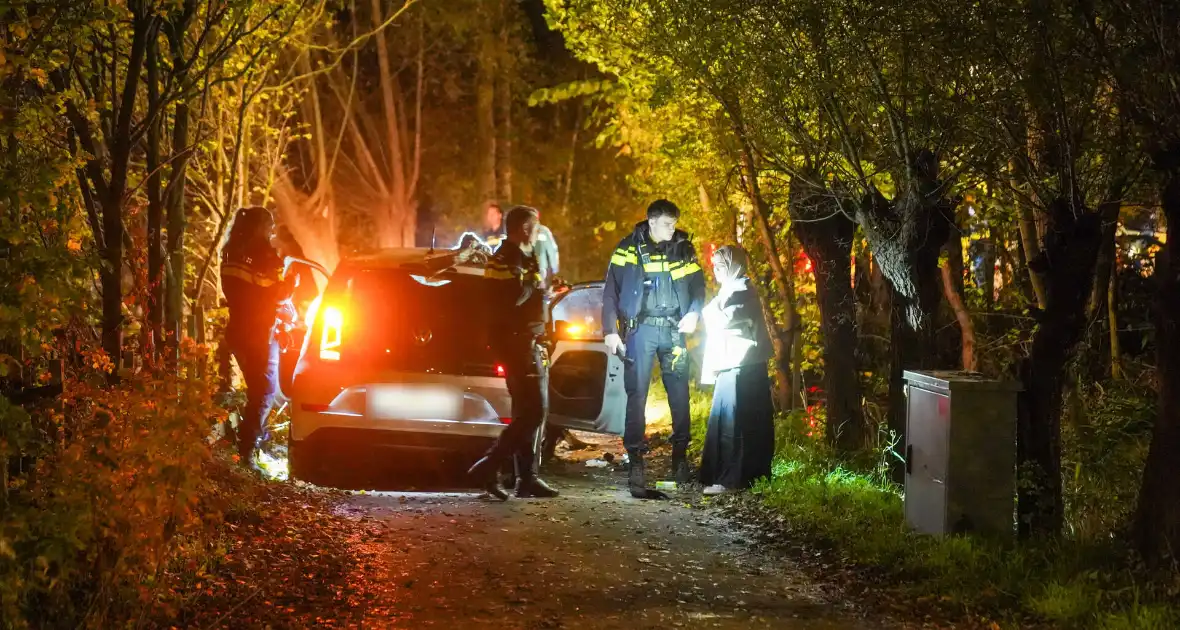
[902,370,1022,537]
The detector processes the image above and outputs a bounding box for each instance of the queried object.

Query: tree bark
[854,160,953,477]
[475,5,498,204]
[941,260,976,372]
[495,3,513,203]
[99,5,152,372]
[1088,201,1121,379]
[789,177,866,451]
[1018,203,1049,309]
[1133,168,1180,562]
[165,100,190,349]
[145,34,164,361]
[735,143,795,410]
[1016,197,1104,538]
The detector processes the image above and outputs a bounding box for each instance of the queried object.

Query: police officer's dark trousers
[227,323,280,462]
[483,339,548,475]
[623,321,691,454]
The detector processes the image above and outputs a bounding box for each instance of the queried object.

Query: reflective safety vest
[602,221,705,336]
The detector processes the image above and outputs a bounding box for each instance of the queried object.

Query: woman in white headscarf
[699,245,775,495]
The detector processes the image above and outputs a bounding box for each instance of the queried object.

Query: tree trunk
[1133,169,1180,563]
[99,6,151,372]
[736,146,795,410]
[560,100,584,217]
[145,35,164,362]
[1018,204,1049,309]
[855,177,953,479]
[165,101,191,350]
[790,177,865,451]
[1088,201,1121,380]
[980,222,997,304]
[1016,198,1104,538]
[475,7,498,204]
[495,7,513,203]
[941,260,976,372]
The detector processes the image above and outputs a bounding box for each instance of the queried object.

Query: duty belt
[638,315,678,327]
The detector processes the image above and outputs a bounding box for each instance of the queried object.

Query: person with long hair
[698,245,775,495]
[220,207,293,474]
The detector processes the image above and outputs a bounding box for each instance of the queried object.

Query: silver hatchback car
[286,248,626,486]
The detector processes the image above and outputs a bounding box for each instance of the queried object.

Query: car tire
[288,440,321,484]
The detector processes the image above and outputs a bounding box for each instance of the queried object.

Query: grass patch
[740,437,1179,628]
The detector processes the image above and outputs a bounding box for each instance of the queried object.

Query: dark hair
[646,199,681,220]
[222,206,275,264]
[505,205,539,234]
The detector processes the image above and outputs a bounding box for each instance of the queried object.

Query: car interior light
[320,304,343,361]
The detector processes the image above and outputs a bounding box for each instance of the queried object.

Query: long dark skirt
[699,364,775,490]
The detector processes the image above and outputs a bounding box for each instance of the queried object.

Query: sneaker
[702,484,730,496]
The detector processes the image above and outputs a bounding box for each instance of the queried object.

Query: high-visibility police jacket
[221,249,293,343]
[485,240,547,344]
[602,221,705,336]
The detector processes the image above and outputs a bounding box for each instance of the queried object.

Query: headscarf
[712,244,750,285]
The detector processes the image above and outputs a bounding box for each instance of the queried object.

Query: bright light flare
[320,304,343,361]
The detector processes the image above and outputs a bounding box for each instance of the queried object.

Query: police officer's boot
[672,444,691,485]
[627,451,668,500]
[514,453,559,498]
[467,456,510,501]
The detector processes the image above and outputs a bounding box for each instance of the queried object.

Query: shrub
[0,342,230,629]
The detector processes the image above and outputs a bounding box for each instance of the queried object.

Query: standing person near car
[481,201,506,249]
[698,245,775,495]
[467,205,560,500]
[221,207,293,474]
[603,199,706,498]
[533,212,560,290]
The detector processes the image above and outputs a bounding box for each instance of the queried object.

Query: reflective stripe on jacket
[602,220,705,336]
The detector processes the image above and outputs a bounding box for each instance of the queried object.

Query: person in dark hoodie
[220,207,294,474]
[602,199,706,498]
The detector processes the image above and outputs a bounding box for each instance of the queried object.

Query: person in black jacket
[602,199,706,498]
[220,207,293,474]
[467,205,560,500]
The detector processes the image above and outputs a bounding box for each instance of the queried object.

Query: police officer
[467,205,560,500]
[220,207,293,474]
[603,199,705,498]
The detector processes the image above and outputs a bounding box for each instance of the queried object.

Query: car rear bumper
[292,408,506,442]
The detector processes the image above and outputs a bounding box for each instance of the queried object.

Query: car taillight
[320,305,343,361]
[495,364,506,377]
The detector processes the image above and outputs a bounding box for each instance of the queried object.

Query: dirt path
[169,434,935,629]
[331,467,893,629]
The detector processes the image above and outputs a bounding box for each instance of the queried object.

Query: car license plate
[366,384,462,421]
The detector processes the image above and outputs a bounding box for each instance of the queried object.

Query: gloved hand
[604,333,626,356]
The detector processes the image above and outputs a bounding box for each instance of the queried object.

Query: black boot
[515,476,560,498]
[628,451,668,500]
[672,444,691,485]
[467,456,509,501]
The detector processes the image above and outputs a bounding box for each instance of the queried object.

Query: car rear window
[333,267,498,376]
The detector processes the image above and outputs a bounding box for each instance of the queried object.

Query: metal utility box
[902,370,1022,537]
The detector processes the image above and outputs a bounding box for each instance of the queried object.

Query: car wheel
[288,441,321,484]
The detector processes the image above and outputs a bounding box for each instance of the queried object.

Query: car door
[546,282,627,435]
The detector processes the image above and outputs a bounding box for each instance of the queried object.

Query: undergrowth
[700,382,1180,629]
[0,343,265,629]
